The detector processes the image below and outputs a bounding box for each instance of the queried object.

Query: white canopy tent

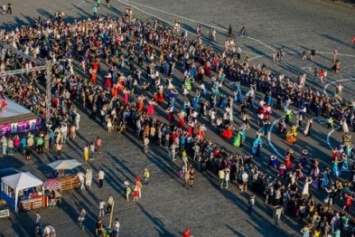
[1,172,43,212]
[47,159,82,170]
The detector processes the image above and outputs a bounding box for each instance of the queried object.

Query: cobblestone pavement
[0,0,354,237]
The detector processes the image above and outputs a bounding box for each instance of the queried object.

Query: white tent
[1,172,43,212]
[47,159,82,170]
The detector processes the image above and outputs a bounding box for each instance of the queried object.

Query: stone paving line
[321,0,355,9]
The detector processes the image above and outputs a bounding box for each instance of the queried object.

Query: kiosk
[0,172,44,212]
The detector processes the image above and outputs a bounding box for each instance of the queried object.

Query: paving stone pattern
[0,0,354,236]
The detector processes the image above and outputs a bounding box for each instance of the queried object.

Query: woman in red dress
[196,125,206,140]
[166,106,174,122]
[147,100,157,116]
[204,61,211,76]
[111,83,119,97]
[221,125,233,139]
[285,154,293,170]
[137,96,145,112]
[178,111,186,128]
[182,227,191,237]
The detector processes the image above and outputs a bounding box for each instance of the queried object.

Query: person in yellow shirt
[83,144,89,162]
[143,168,150,185]
[313,227,321,237]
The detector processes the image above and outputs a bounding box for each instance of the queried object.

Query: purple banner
[0,118,41,136]
[0,124,11,136]
[35,118,42,128]
[17,120,30,133]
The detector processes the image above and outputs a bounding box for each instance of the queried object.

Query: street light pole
[109,201,115,228]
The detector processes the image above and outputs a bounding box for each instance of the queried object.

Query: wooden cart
[56,175,80,191]
[20,196,46,211]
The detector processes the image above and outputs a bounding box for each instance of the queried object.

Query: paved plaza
[0,0,354,236]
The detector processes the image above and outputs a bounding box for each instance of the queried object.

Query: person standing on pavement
[241,170,249,192]
[35,211,41,225]
[112,218,120,236]
[74,110,81,130]
[188,168,195,188]
[95,136,102,153]
[310,47,316,61]
[6,3,12,14]
[113,218,120,231]
[77,172,86,191]
[95,219,104,237]
[98,168,105,188]
[107,194,114,213]
[78,208,86,231]
[83,144,89,162]
[98,199,106,217]
[93,6,98,18]
[170,142,177,161]
[333,48,338,64]
[182,227,192,237]
[135,176,142,198]
[85,169,93,189]
[97,0,102,8]
[143,167,150,185]
[35,211,41,235]
[218,168,225,188]
[240,26,245,37]
[248,195,255,214]
[228,24,233,38]
[124,179,131,202]
[89,142,95,160]
[224,167,230,189]
[143,135,149,153]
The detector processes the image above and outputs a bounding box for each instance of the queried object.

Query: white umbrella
[47,159,82,170]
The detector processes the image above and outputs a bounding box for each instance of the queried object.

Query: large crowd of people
[0,8,355,237]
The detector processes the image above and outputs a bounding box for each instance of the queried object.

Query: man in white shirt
[241,171,249,192]
[74,111,81,130]
[60,123,68,143]
[77,172,85,190]
[98,169,105,188]
[99,199,106,217]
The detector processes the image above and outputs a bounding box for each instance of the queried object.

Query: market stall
[47,159,81,191]
[0,172,44,212]
[56,175,80,191]
[43,179,62,207]
[0,168,20,218]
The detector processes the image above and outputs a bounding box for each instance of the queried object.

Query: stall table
[20,196,46,211]
[56,176,80,191]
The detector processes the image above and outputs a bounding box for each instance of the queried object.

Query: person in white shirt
[77,172,85,190]
[98,199,106,217]
[74,111,81,130]
[60,123,68,143]
[98,169,105,188]
[113,218,120,232]
[85,169,92,189]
